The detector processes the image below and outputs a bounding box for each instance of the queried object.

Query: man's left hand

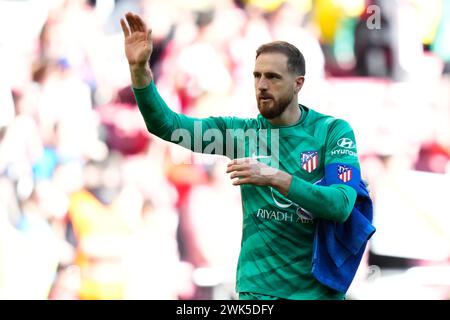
[226,158,278,186]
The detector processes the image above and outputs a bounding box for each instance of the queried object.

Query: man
[120,12,366,300]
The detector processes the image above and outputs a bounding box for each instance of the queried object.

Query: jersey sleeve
[324,119,361,191]
[285,119,359,223]
[133,81,253,157]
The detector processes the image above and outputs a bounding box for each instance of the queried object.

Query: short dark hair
[256,41,305,76]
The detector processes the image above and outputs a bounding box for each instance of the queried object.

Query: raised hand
[120,12,153,67]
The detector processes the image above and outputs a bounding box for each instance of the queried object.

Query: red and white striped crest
[338,165,352,183]
[301,151,318,173]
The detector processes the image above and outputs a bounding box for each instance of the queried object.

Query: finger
[226,163,238,173]
[130,14,140,33]
[120,18,130,37]
[228,158,253,167]
[133,13,146,32]
[226,163,248,173]
[147,28,152,42]
[125,12,133,31]
[126,12,138,32]
[232,158,249,165]
[230,171,250,179]
[232,178,251,186]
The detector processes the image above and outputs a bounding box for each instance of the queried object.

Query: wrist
[130,61,150,71]
[270,170,292,196]
[130,63,153,88]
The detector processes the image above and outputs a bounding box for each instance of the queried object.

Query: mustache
[258,94,274,100]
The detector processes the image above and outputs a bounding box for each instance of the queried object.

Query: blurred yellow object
[314,0,345,43]
[339,0,365,17]
[413,0,443,45]
[69,190,131,300]
[313,0,365,43]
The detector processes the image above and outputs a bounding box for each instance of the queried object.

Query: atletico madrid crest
[338,165,352,182]
[301,151,318,173]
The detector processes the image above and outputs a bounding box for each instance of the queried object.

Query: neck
[268,100,301,126]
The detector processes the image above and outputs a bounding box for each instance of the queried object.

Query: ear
[294,76,305,94]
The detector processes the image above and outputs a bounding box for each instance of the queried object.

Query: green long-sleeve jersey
[133,82,361,299]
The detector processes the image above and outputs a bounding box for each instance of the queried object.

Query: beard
[257,91,294,119]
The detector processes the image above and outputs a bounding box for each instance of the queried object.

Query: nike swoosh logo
[251,152,270,159]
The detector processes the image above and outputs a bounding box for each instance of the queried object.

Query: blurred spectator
[67,154,133,299]
[96,86,150,156]
[0,90,43,180]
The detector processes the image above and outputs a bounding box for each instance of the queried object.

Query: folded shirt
[312,179,376,293]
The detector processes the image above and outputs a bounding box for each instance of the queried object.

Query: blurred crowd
[0,0,449,299]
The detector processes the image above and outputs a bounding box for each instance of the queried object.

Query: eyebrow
[253,71,282,78]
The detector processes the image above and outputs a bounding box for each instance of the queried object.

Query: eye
[266,73,281,79]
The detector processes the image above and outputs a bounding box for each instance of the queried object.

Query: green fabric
[239,292,286,300]
[133,82,360,299]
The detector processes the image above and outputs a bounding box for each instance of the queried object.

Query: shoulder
[307,106,353,131]
[202,115,261,131]
[328,118,354,134]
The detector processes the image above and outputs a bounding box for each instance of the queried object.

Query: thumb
[147,29,152,42]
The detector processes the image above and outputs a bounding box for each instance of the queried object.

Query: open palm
[120,13,153,67]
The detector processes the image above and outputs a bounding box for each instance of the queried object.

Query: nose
[257,77,269,92]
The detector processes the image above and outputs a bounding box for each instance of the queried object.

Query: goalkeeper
[120,12,370,300]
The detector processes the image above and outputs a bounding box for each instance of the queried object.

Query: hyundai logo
[337,138,356,149]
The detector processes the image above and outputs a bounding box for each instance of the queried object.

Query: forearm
[271,172,356,223]
[132,76,178,141]
[132,75,229,153]
[270,170,292,196]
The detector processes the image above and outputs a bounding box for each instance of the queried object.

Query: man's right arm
[121,12,248,156]
[132,77,230,147]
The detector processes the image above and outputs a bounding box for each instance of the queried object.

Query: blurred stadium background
[0,0,449,300]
